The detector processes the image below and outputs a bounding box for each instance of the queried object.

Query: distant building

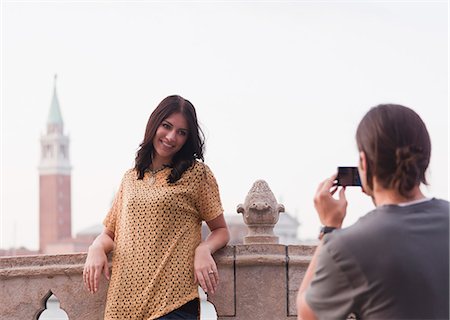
[0,247,38,257]
[38,75,74,254]
[34,75,94,254]
[203,212,301,245]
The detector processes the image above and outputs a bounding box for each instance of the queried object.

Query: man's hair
[134,95,205,183]
[356,104,431,197]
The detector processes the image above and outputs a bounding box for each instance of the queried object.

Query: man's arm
[297,242,323,320]
[297,174,347,319]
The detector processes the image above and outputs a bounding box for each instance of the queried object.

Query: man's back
[306,198,449,319]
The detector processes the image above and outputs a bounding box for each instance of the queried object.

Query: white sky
[1,1,448,250]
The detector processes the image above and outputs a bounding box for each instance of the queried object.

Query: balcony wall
[0,244,315,320]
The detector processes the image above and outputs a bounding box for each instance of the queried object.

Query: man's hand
[314,173,348,228]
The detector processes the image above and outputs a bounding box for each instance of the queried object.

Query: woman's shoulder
[121,168,138,181]
[181,161,220,193]
[181,161,218,183]
[189,160,214,175]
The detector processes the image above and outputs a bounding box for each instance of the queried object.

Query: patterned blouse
[103,161,223,319]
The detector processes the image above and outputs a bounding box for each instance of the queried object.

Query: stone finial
[237,180,285,244]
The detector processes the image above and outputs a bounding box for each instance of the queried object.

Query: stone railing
[0,253,108,319]
[0,180,316,319]
[209,244,315,319]
[0,244,315,320]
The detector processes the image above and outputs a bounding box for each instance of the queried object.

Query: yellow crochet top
[103,161,223,319]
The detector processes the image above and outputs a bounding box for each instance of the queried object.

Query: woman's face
[152,112,189,165]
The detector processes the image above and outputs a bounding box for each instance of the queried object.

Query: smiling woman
[82,95,230,319]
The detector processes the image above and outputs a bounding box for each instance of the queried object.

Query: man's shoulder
[428,198,450,210]
[332,209,380,236]
[326,197,449,250]
[323,208,387,252]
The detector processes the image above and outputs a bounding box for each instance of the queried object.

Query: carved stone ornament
[237,180,285,244]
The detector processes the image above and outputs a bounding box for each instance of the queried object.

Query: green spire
[47,74,64,126]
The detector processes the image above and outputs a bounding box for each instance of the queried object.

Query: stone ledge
[0,244,316,320]
[0,253,87,268]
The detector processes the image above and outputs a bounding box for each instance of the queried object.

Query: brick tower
[38,75,72,253]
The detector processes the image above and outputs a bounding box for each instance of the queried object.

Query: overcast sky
[1,1,448,250]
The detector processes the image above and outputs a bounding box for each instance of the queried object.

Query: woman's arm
[194,214,230,294]
[83,228,115,293]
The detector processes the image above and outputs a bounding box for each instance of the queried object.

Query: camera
[336,166,362,187]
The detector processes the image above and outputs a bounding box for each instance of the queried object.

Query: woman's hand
[194,214,229,295]
[83,228,114,293]
[83,244,110,294]
[314,174,348,228]
[194,243,219,295]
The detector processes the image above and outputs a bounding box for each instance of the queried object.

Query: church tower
[38,75,72,253]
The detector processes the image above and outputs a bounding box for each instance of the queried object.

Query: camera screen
[336,167,362,187]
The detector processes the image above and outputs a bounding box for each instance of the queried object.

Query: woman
[83,95,230,319]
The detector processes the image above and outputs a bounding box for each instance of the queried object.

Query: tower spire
[47,73,64,132]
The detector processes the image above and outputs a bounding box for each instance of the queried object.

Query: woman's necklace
[146,165,167,186]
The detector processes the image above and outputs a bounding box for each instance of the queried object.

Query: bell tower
[38,75,72,253]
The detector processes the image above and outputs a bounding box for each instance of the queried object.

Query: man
[297,104,449,319]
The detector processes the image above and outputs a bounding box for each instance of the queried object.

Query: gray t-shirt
[306,198,449,319]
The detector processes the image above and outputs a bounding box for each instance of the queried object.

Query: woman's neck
[150,155,171,171]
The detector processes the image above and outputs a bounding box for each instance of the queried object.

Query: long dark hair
[356,104,431,197]
[134,95,205,183]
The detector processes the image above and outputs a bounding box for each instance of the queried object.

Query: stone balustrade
[0,244,315,320]
[0,253,108,319]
